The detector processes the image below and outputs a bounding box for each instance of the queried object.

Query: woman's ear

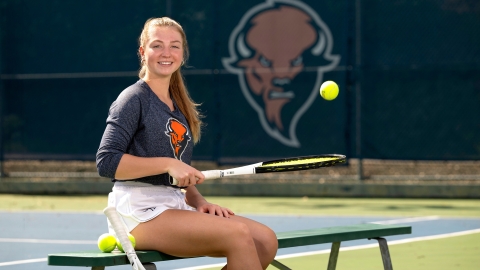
[139,47,145,61]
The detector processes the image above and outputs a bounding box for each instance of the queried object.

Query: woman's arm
[184,185,208,207]
[115,154,204,186]
[185,186,234,217]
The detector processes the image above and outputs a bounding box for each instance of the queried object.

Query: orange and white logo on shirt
[165,118,191,160]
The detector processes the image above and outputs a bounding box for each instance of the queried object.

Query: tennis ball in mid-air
[320,81,339,101]
[97,233,117,253]
[116,233,136,252]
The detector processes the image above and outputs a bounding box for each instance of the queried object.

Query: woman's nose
[161,47,171,57]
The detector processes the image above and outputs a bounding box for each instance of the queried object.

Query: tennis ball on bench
[320,81,339,101]
[116,233,136,252]
[97,233,117,253]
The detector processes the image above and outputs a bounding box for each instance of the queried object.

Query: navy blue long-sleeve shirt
[96,80,193,186]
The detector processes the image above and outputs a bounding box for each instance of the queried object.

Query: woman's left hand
[196,202,235,218]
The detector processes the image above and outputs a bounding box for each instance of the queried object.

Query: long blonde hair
[138,17,203,143]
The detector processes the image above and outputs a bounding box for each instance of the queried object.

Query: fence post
[355,0,363,181]
[0,80,3,178]
[0,37,3,178]
[212,0,222,164]
[0,84,3,179]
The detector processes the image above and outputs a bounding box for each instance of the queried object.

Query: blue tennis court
[0,211,479,269]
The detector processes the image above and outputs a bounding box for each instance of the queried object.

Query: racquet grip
[203,170,222,180]
[170,170,222,186]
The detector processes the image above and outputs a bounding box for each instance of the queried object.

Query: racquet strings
[260,156,340,168]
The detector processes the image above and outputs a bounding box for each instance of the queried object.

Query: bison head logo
[165,118,190,160]
[222,0,340,147]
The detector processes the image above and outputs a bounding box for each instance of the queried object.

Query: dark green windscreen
[1,0,479,162]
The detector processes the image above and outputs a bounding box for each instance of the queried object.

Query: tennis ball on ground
[97,233,117,253]
[320,81,339,101]
[116,233,136,252]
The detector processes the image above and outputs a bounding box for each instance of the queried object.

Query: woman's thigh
[131,209,260,257]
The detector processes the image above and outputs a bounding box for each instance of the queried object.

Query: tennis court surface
[0,211,479,269]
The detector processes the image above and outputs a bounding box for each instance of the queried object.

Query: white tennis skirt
[107,181,196,234]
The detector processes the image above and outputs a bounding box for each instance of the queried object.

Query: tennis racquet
[170,154,346,185]
[103,206,146,270]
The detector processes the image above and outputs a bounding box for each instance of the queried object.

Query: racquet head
[255,154,346,173]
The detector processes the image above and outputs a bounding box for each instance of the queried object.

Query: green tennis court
[251,232,480,270]
[190,197,480,270]
[1,195,479,269]
[2,195,478,217]
[194,230,480,270]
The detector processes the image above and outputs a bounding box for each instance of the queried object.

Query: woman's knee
[259,227,278,256]
[229,216,278,257]
[226,221,255,244]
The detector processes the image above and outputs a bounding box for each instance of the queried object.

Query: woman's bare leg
[131,210,266,269]
[225,215,278,269]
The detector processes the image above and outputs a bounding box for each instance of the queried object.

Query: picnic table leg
[327,241,341,270]
[371,237,393,270]
[92,267,105,270]
[270,259,292,270]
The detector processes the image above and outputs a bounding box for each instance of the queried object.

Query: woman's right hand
[167,159,205,186]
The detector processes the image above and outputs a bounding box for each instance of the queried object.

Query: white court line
[0,238,94,267]
[0,238,96,244]
[173,228,480,270]
[0,258,47,267]
[370,216,440,225]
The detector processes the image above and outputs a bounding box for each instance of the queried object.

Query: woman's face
[142,26,183,79]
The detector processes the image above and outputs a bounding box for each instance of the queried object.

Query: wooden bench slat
[48,224,411,267]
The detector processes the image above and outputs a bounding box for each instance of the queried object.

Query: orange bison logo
[165,118,190,160]
[222,0,340,147]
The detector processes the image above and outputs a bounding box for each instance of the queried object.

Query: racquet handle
[170,170,221,186]
[202,170,222,180]
[103,207,146,270]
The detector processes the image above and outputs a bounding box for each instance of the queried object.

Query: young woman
[96,17,278,269]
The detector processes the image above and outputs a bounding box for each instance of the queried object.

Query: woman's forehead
[147,26,182,43]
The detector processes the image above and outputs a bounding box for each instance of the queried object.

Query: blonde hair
[138,17,202,143]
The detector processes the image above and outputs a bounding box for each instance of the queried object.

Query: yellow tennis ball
[320,81,339,101]
[116,233,136,252]
[97,233,117,253]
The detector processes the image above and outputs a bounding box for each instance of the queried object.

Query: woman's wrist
[185,187,208,208]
